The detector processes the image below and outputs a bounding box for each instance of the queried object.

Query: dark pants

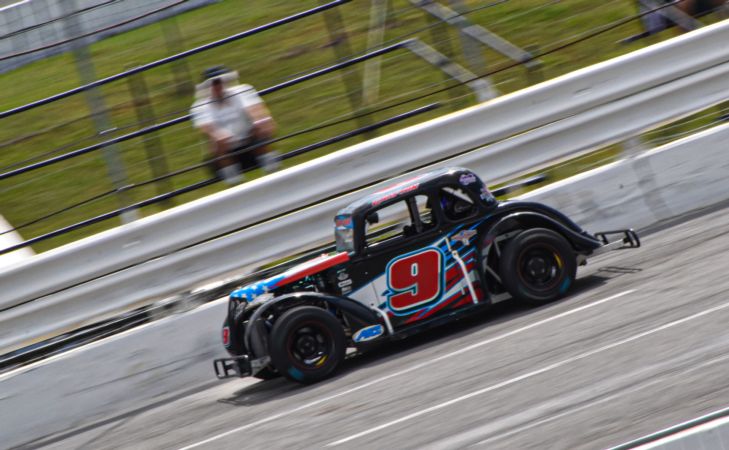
[207,137,262,179]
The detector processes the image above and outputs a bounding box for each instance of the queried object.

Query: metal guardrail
[0,0,189,62]
[0,37,482,252]
[610,406,729,449]
[0,0,352,119]
[0,38,480,184]
[0,41,409,182]
[1,20,729,354]
[0,103,439,254]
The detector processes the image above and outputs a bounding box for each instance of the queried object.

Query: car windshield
[334,214,354,253]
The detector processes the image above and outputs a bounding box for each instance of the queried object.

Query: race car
[214,167,640,384]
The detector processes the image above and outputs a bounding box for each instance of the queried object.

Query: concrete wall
[521,122,729,233]
[0,0,216,73]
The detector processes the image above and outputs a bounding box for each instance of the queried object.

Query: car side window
[439,186,477,221]
[365,200,409,247]
[365,195,436,247]
[414,195,435,231]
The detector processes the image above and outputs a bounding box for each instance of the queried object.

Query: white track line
[326,296,729,446]
[178,290,633,450]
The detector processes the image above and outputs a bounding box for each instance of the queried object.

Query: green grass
[0,0,723,252]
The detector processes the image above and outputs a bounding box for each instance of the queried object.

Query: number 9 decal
[386,247,444,313]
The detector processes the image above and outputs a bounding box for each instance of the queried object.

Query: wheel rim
[516,244,564,292]
[286,321,334,370]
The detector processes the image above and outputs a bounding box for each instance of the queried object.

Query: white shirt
[190,84,263,145]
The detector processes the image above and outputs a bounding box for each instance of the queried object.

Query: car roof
[337,167,483,219]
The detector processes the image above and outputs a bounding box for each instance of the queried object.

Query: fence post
[418,0,462,110]
[447,0,488,76]
[159,15,193,96]
[524,45,544,86]
[126,66,174,206]
[319,0,375,139]
[61,0,137,224]
[362,0,389,106]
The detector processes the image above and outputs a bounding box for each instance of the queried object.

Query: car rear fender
[483,211,602,253]
[243,292,384,357]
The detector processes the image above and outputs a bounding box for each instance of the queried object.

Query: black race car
[214,167,639,383]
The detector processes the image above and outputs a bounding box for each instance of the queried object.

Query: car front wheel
[268,306,346,384]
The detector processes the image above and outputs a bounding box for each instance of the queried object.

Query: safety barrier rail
[609,406,729,449]
[0,103,438,254]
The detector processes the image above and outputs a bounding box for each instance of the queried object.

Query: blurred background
[1,0,727,254]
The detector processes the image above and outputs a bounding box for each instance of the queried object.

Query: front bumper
[213,355,270,379]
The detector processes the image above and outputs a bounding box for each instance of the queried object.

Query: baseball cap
[202,65,229,81]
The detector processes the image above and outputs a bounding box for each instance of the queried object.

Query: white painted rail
[2,20,729,354]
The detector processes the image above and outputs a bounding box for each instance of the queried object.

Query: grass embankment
[0,0,720,252]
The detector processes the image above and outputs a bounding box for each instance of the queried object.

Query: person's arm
[247,102,276,139]
[199,123,234,144]
[238,85,276,139]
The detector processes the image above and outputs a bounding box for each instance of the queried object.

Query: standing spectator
[190,66,279,184]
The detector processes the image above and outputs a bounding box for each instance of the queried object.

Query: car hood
[230,252,350,302]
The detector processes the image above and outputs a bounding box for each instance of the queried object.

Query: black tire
[268,306,346,384]
[223,316,280,380]
[498,228,577,306]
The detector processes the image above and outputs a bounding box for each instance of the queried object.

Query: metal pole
[1,0,352,119]
[362,0,389,106]
[447,0,488,76]
[61,0,137,223]
[404,39,492,103]
[411,0,538,69]
[5,4,31,71]
[621,136,646,158]
[318,0,375,139]
[418,0,462,109]
[524,45,544,86]
[126,66,174,206]
[159,15,193,96]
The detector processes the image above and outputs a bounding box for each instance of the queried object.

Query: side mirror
[366,212,379,225]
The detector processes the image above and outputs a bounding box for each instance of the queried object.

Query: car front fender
[243,292,384,358]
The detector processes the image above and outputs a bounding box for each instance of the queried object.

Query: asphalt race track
[30,205,729,450]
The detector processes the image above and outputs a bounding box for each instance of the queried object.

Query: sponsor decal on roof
[459,173,477,185]
[372,183,420,207]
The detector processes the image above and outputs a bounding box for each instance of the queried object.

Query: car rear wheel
[499,228,577,306]
[268,306,346,384]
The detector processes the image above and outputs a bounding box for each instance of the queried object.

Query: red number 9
[387,248,443,313]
